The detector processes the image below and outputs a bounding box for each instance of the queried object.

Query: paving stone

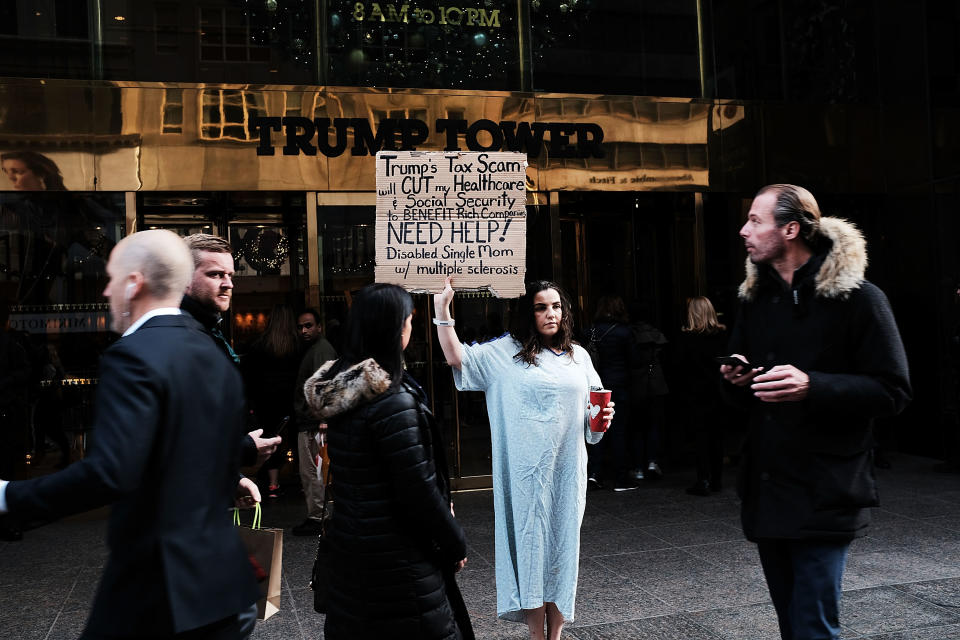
[593,547,714,583]
[893,577,960,610]
[566,614,722,639]
[684,602,784,640]
[858,624,960,639]
[841,586,960,636]
[844,549,960,590]
[878,496,960,519]
[640,519,744,548]
[579,526,673,557]
[45,611,89,640]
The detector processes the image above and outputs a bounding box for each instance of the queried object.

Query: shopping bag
[234,503,283,620]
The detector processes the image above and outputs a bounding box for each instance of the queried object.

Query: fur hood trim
[739,216,867,301]
[304,358,392,420]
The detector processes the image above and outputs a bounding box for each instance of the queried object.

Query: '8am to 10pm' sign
[375,150,527,297]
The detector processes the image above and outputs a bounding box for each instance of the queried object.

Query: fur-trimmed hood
[304,358,392,420]
[738,216,867,301]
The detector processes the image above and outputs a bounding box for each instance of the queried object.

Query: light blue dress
[453,335,604,623]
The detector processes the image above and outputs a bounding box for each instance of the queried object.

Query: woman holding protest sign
[433,275,614,640]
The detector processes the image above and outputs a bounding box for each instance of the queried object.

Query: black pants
[689,404,724,487]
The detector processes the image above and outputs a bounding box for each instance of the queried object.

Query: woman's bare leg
[545,602,564,640]
[524,606,546,640]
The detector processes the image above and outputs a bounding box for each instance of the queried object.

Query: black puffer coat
[305,359,471,640]
[727,217,911,541]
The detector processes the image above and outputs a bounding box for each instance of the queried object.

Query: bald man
[0,230,260,639]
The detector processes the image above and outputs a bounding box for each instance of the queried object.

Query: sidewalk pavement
[1,453,958,639]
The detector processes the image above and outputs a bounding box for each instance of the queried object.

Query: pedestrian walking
[720,184,911,639]
[0,230,261,639]
[305,283,472,639]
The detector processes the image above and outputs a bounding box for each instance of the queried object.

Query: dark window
[530,1,701,97]
[0,2,17,36]
[55,0,89,39]
[155,4,179,55]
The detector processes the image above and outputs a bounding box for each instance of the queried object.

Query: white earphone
[124,283,135,301]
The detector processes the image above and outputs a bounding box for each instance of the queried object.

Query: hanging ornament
[473,32,488,47]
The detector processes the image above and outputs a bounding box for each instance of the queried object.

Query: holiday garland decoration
[236,227,290,273]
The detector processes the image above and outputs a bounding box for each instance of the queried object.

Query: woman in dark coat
[676,296,728,495]
[241,304,301,497]
[304,284,472,640]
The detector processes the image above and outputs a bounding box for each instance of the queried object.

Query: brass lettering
[477,9,500,27]
[385,3,409,23]
[444,6,463,25]
[355,4,500,28]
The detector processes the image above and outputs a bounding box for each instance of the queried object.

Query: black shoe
[645,462,662,481]
[685,481,711,497]
[587,474,603,491]
[0,526,23,542]
[291,518,325,536]
[613,477,640,492]
[874,452,892,470]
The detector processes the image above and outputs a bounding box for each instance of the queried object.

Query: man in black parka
[720,184,911,640]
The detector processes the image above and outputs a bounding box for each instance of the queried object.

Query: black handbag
[310,477,332,613]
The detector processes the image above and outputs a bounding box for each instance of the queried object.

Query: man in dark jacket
[720,184,911,640]
[290,308,337,536]
[0,230,261,639]
[181,233,280,467]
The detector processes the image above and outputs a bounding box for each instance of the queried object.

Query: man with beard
[720,184,911,640]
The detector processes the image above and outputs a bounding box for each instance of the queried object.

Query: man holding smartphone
[720,184,911,640]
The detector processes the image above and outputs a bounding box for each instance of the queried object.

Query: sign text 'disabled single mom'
[375,150,527,297]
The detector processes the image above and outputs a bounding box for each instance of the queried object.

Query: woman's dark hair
[593,295,629,323]
[1,151,67,190]
[510,280,575,366]
[337,283,413,385]
[255,304,299,358]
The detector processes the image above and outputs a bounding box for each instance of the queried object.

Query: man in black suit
[0,230,261,639]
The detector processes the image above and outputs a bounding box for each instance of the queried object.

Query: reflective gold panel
[0,80,714,192]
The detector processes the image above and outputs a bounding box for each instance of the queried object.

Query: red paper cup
[588,389,612,432]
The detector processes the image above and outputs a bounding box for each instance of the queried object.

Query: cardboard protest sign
[375,150,527,297]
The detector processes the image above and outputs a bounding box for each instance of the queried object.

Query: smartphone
[715,355,754,370]
[264,415,290,438]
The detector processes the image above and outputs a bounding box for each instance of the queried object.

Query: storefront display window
[1,191,125,467]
